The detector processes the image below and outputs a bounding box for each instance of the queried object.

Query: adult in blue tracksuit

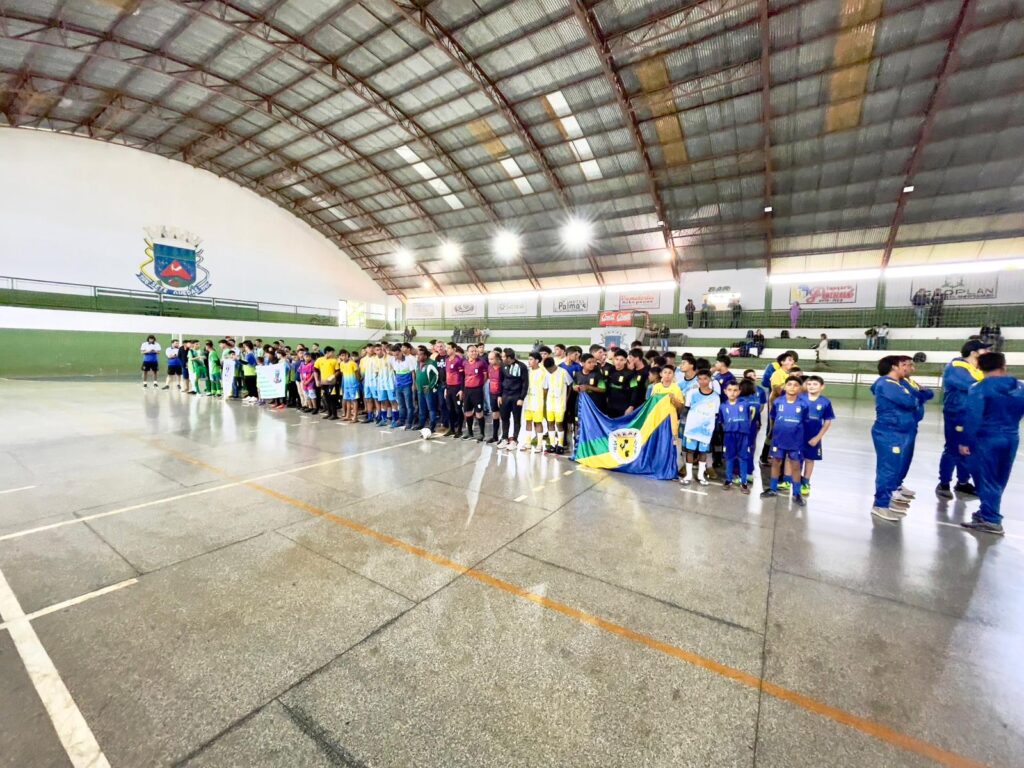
[870,356,921,521]
[958,352,1024,536]
[937,340,990,498]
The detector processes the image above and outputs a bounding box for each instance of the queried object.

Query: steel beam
[881,0,974,268]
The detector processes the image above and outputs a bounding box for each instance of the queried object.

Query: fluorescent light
[428,178,452,195]
[394,247,414,269]
[396,145,419,164]
[764,205,773,213]
[769,268,881,284]
[580,159,602,180]
[501,157,522,177]
[442,194,464,210]
[569,138,594,162]
[903,185,915,193]
[440,241,461,262]
[561,216,594,251]
[513,177,534,195]
[560,115,583,139]
[421,279,431,289]
[493,230,520,259]
[545,90,571,117]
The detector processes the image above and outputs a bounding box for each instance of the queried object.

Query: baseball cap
[961,339,992,356]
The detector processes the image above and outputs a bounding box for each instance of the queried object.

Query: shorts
[304,386,317,399]
[684,437,710,453]
[142,361,159,372]
[167,361,182,373]
[364,385,378,400]
[379,388,396,403]
[545,406,566,423]
[524,409,543,423]
[463,387,484,413]
[803,441,823,461]
[343,384,359,401]
[770,445,803,463]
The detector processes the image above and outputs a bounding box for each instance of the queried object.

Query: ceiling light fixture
[561,216,594,251]
[394,247,413,269]
[764,205,773,213]
[493,230,520,260]
[903,185,915,193]
[440,241,461,263]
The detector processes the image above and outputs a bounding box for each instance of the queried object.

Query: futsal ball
[420,428,432,439]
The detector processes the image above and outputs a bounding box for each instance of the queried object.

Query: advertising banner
[909,275,998,302]
[446,298,485,319]
[255,362,286,399]
[599,310,635,327]
[406,300,442,319]
[488,297,537,317]
[543,293,599,315]
[790,283,857,305]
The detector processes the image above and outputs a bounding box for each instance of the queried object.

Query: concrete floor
[0,380,1021,768]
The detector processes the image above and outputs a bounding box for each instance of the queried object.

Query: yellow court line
[143,439,987,768]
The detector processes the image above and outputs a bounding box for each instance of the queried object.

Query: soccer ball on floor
[420,428,432,440]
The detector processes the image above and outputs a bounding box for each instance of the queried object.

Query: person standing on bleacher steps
[936,340,990,499]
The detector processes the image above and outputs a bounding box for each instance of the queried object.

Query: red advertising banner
[599,310,634,326]
[790,284,857,305]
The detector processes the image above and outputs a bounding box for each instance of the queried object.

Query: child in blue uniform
[741,371,766,484]
[958,352,1024,536]
[799,375,836,497]
[937,340,989,498]
[719,381,752,494]
[896,362,934,504]
[870,356,921,521]
[760,375,807,506]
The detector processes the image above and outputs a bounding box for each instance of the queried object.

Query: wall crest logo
[137,226,212,296]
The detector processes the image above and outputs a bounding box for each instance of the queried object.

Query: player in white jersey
[543,357,571,455]
[520,352,548,453]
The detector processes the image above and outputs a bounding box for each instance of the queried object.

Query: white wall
[681,269,767,310]
[0,129,388,309]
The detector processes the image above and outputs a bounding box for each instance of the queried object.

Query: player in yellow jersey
[542,356,571,455]
[520,352,548,453]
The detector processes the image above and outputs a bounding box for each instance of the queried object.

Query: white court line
[0,567,110,768]
[563,470,574,476]
[0,579,137,632]
[514,495,528,503]
[0,485,36,495]
[0,438,427,543]
[531,485,545,492]
[936,520,1024,542]
[680,487,710,496]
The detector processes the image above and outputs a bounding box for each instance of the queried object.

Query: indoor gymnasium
[1,0,1023,766]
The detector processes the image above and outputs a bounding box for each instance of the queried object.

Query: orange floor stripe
[147,439,989,768]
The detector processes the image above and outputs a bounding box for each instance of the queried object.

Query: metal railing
[0,276,340,326]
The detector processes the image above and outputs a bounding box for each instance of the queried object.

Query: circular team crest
[608,428,642,465]
[137,226,212,297]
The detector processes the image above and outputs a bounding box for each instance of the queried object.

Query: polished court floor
[0,381,1021,768]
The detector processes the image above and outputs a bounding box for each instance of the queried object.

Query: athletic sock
[555,430,563,447]
[793,485,802,498]
[770,477,779,492]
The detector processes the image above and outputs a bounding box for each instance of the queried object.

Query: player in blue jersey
[869,356,921,521]
[719,381,752,494]
[760,375,807,506]
[799,375,836,497]
[958,352,1024,536]
[937,340,989,498]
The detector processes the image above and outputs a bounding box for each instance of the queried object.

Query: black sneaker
[740,484,750,495]
[954,482,978,497]
[935,483,954,500]
[461,432,473,440]
[476,435,484,443]
[486,437,498,444]
[793,495,806,507]
[760,489,777,499]
[961,520,1004,536]
[721,481,732,490]
[449,430,461,439]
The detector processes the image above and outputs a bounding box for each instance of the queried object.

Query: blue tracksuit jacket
[939,358,983,485]
[958,376,1024,524]
[870,376,922,508]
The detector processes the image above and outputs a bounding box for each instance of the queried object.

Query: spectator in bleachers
[729,298,743,328]
[699,299,710,328]
[865,325,878,350]
[751,329,765,357]
[980,323,1003,352]
[877,323,890,350]
[789,301,801,328]
[928,288,945,327]
[911,289,930,327]
[815,334,829,364]
[685,299,696,328]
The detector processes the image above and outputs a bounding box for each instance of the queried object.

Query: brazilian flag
[573,393,679,480]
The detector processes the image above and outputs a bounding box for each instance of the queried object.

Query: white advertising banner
[605,288,674,311]
[488,297,538,317]
[541,293,600,315]
[221,358,235,397]
[445,298,485,319]
[406,299,442,319]
[255,362,286,399]
[909,275,998,302]
[772,277,878,309]
[682,269,767,310]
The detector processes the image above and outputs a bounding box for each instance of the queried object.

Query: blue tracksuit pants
[723,432,751,483]
[968,434,1018,524]
[873,424,914,508]
[938,415,971,485]
[898,427,917,486]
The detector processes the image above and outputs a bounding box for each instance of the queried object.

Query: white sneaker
[698,473,709,486]
[507,440,517,451]
[897,485,916,498]
[872,506,901,522]
[532,443,544,454]
[681,476,692,486]
[518,440,530,452]
[892,492,913,504]
[496,439,509,449]
[890,506,908,517]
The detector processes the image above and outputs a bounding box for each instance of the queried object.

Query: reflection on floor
[0,381,1021,767]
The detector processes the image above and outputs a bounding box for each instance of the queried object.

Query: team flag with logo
[573,393,678,480]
